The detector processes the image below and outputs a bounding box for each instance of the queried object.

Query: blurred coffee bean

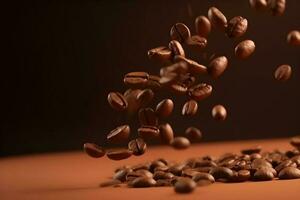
[130,177,156,188]
[170,23,191,43]
[209,167,234,180]
[124,89,141,115]
[290,136,300,149]
[155,179,172,187]
[107,92,128,111]
[128,138,147,156]
[174,55,207,75]
[153,171,174,180]
[249,0,268,11]
[99,179,122,187]
[83,143,106,158]
[188,83,212,101]
[287,30,300,46]
[169,40,185,57]
[171,137,191,149]
[107,150,132,161]
[241,146,262,154]
[137,89,154,107]
[235,40,255,59]
[212,105,227,121]
[185,35,207,50]
[208,7,227,31]
[208,56,228,78]
[182,100,198,116]
[138,125,160,140]
[155,99,174,118]
[147,46,172,63]
[274,64,292,81]
[253,168,274,181]
[159,123,174,144]
[113,168,132,182]
[107,125,130,143]
[268,0,286,16]
[192,172,215,183]
[226,16,248,38]
[138,108,158,126]
[185,127,202,142]
[124,72,149,88]
[278,167,300,179]
[174,177,196,193]
[195,15,211,37]
[147,75,162,90]
[160,61,189,76]
[159,73,179,86]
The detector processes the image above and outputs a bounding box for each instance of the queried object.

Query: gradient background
[2,0,299,156]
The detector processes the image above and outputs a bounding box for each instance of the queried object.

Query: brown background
[2,0,300,156]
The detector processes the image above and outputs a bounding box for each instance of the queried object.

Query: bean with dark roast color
[185,127,202,142]
[169,40,185,57]
[208,56,228,78]
[128,138,147,156]
[212,105,227,121]
[195,15,211,37]
[171,137,191,150]
[124,72,149,88]
[138,108,158,126]
[159,123,174,144]
[147,46,172,63]
[174,177,196,193]
[106,150,132,161]
[155,99,174,118]
[107,92,128,111]
[249,0,268,11]
[278,167,300,179]
[138,126,160,140]
[107,125,130,143]
[83,143,106,158]
[188,83,212,101]
[208,7,227,31]
[287,30,300,46]
[170,23,191,43]
[185,35,207,50]
[182,100,198,116]
[137,89,154,107]
[226,16,248,38]
[268,0,286,16]
[130,177,156,188]
[235,40,255,59]
[274,64,292,81]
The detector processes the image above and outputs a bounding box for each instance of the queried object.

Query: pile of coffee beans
[100,138,300,194]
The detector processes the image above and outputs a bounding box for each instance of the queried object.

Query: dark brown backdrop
[2,0,300,156]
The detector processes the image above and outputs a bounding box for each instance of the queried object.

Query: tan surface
[1,138,299,200]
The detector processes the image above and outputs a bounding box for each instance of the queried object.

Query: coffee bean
[169,40,185,57]
[209,167,234,180]
[153,171,174,180]
[195,15,211,37]
[226,16,248,38]
[130,177,156,188]
[169,164,185,176]
[192,172,215,183]
[155,179,172,187]
[107,92,128,111]
[126,171,144,182]
[107,150,132,161]
[174,55,207,75]
[137,89,154,107]
[149,160,166,172]
[290,136,300,149]
[208,7,227,31]
[154,165,169,172]
[278,167,300,179]
[159,123,174,144]
[124,72,149,88]
[147,46,172,63]
[170,23,191,43]
[251,158,273,169]
[241,146,262,154]
[107,125,130,143]
[160,61,189,76]
[185,127,202,142]
[135,169,154,179]
[185,35,207,50]
[159,72,179,86]
[147,75,162,90]
[155,99,174,118]
[128,138,147,156]
[131,163,150,171]
[174,177,196,194]
[268,0,286,16]
[113,168,133,182]
[188,83,212,101]
[171,137,191,150]
[212,105,227,121]
[182,100,198,116]
[274,64,292,81]
[138,126,160,140]
[99,179,122,187]
[236,170,251,182]
[124,89,141,114]
[275,160,297,172]
[287,30,300,46]
[182,168,201,178]
[235,40,255,59]
[83,143,106,158]
[138,108,158,126]
[170,83,188,96]
[253,168,274,181]
[249,0,268,11]
[179,74,196,87]
[208,56,228,78]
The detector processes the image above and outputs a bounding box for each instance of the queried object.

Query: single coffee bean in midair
[249,0,268,11]
[226,16,248,38]
[174,177,196,194]
[208,56,228,78]
[137,89,154,107]
[188,83,213,101]
[155,99,174,118]
[287,30,300,46]
[107,125,130,143]
[212,105,227,121]
[169,82,188,96]
[159,123,174,144]
[185,35,207,50]
[241,146,262,154]
[235,40,255,59]
[185,127,202,142]
[207,7,227,31]
[182,100,198,116]
[174,55,207,75]
[160,61,189,76]
[274,64,292,81]
[138,125,160,140]
[147,75,162,90]
[171,137,191,150]
[83,143,106,158]
[268,0,286,16]
[124,89,141,115]
[138,108,158,126]
[128,138,147,156]
[106,150,132,161]
[107,92,128,112]
[170,23,191,43]
[195,15,211,37]
[124,72,149,88]
[169,40,185,57]
[147,46,172,63]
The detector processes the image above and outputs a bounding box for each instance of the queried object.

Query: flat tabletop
[1,138,299,200]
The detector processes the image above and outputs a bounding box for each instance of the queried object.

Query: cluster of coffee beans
[100,137,300,194]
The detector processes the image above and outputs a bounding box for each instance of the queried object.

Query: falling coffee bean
[107,150,132,161]
[160,61,189,76]
[207,7,227,31]
[147,46,172,63]
[195,15,211,37]
[174,55,207,75]
[138,108,158,126]
[185,35,207,50]
[241,146,262,154]
[226,16,248,38]
[182,100,198,116]
[268,0,286,16]
[107,92,128,112]
[137,89,154,107]
[124,72,149,88]
[138,126,160,140]
[212,105,227,121]
[185,127,202,142]
[235,40,255,59]
[155,99,174,118]
[169,40,185,57]
[83,143,106,158]
[249,0,268,11]
[128,138,147,156]
[147,75,162,90]
[159,123,174,144]
[188,83,213,101]
[208,56,228,78]
[274,64,292,81]
[174,177,196,193]
[287,30,300,46]
[107,125,130,143]
[171,137,191,150]
[124,89,141,115]
[170,23,191,43]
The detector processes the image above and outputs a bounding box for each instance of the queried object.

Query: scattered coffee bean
[182,100,198,116]
[169,40,185,57]
[171,137,191,150]
[185,127,202,142]
[124,89,141,114]
[138,125,160,140]
[174,177,196,194]
[209,167,234,180]
[124,72,149,88]
[153,171,174,180]
[237,170,251,182]
[155,99,174,118]
[290,136,300,149]
[253,167,274,181]
[160,61,189,76]
[185,35,207,50]
[159,72,179,86]
[278,167,300,179]
[170,23,191,43]
[174,55,207,75]
[107,150,132,161]
[195,15,211,37]
[99,179,122,187]
[268,0,286,16]
[155,179,172,186]
[83,143,106,158]
[226,16,248,38]
[275,160,297,172]
[212,105,227,121]
[249,0,268,11]
[208,56,228,78]
[274,64,292,81]
[137,89,154,106]
[147,46,172,63]
[107,92,128,112]
[107,125,130,143]
[287,30,300,46]
[192,172,215,183]
[159,123,174,144]
[130,177,156,188]
[138,108,158,126]
[128,138,147,156]
[147,75,161,90]
[241,146,262,154]
[208,7,227,31]
[170,82,188,96]
[235,40,255,59]
[188,83,213,101]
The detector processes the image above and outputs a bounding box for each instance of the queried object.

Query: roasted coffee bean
[135,169,154,179]
[179,74,196,87]
[107,92,128,111]
[253,167,274,181]
[149,160,166,172]
[153,171,174,180]
[124,89,141,114]
[209,167,234,180]
[185,127,202,141]
[147,75,161,90]
[188,83,212,101]
[138,108,158,126]
[287,30,300,46]
[236,170,251,182]
[155,99,174,118]
[182,169,201,178]
[208,7,227,31]
[113,168,133,182]
[160,61,189,76]
[268,0,286,16]
[159,123,174,144]
[107,150,132,161]
[251,158,273,169]
[275,160,297,172]
[99,179,122,187]
[124,72,149,88]
[170,83,188,96]
[185,35,207,50]
[126,171,144,182]
[278,167,300,179]
[169,164,185,176]
[249,0,268,11]
[226,16,248,38]
[212,105,227,121]
[235,40,255,59]
[137,89,154,107]
[171,137,191,150]
[182,100,198,116]
[170,23,191,43]
[155,179,172,187]
[169,40,185,57]
[128,138,147,156]
[83,143,106,158]
[286,149,300,158]
[192,172,215,183]
[138,126,160,140]
[174,55,207,75]
[154,165,169,172]
[159,73,179,86]
[147,46,172,63]
[107,125,130,143]
[290,136,300,149]
[195,15,211,37]
[274,64,292,81]
[132,163,150,171]
[241,146,262,154]
[208,56,228,78]
[130,177,156,188]
[174,177,196,194]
